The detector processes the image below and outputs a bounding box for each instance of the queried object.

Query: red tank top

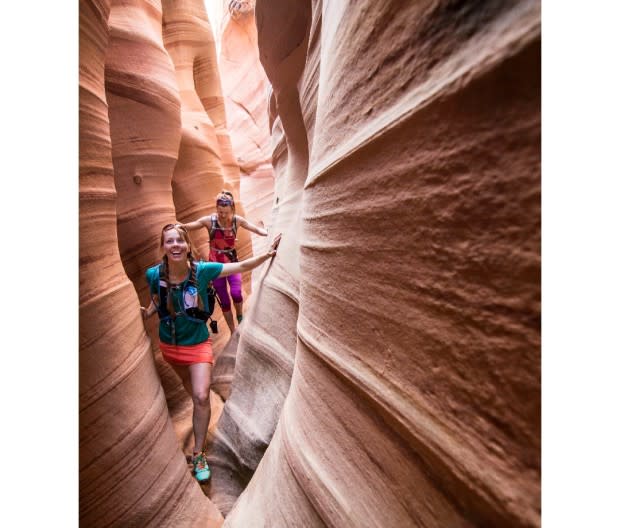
[209,214,237,263]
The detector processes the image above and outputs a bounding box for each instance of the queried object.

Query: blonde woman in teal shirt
[141,223,281,482]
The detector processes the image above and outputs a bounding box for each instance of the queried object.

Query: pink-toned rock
[223,0,541,527]
[161,0,232,258]
[79,1,223,525]
[207,0,310,516]
[190,0,276,400]
[105,0,193,445]
[81,0,540,525]
[219,2,272,182]
[105,0,180,291]
[161,0,256,341]
[218,1,275,281]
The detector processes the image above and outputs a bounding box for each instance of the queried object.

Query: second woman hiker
[182,190,268,333]
[141,223,281,483]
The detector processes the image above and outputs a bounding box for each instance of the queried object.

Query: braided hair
[161,254,175,320]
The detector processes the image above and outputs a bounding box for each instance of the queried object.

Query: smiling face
[160,225,190,262]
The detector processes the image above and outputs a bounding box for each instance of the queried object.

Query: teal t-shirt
[146,261,223,345]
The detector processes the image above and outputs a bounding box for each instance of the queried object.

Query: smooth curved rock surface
[104,0,194,439]
[219,1,273,178]
[79,1,223,525]
[161,0,256,329]
[207,0,311,515]
[218,0,275,295]
[81,0,540,525]
[223,0,541,527]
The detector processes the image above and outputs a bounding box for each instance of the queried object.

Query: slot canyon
[79,0,540,526]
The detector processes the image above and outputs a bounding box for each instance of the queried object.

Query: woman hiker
[182,190,268,333]
[141,223,281,482]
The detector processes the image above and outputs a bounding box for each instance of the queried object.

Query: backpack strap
[155,263,171,320]
[209,213,237,239]
[209,214,218,240]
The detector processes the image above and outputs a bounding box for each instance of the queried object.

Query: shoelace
[193,453,208,470]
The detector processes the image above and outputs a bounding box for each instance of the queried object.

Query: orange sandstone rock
[80,1,223,525]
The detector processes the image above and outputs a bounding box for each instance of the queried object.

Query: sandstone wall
[217,1,274,287]
[207,0,311,514]
[162,0,259,338]
[79,0,223,525]
[208,0,277,410]
[223,0,541,526]
[81,0,540,525]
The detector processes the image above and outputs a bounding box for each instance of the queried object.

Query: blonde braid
[163,255,176,320]
[187,252,204,310]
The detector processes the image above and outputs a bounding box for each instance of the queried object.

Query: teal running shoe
[237,314,243,324]
[192,452,211,483]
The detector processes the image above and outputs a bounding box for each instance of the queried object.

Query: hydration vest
[150,262,218,325]
[209,214,238,262]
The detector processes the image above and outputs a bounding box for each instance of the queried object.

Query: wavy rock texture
[161,0,257,336]
[207,0,311,515]
[81,0,540,524]
[209,1,275,404]
[222,0,541,527]
[218,1,274,251]
[104,0,194,443]
[80,1,223,526]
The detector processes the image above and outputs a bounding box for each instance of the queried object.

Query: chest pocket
[183,284,199,310]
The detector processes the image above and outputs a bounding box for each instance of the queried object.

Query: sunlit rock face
[161,0,256,331]
[79,0,223,525]
[207,0,309,515]
[218,0,274,257]
[161,0,235,259]
[207,1,276,405]
[222,0,541,527]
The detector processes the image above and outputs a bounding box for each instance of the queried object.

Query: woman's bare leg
[169,363,192,396]
[188,362,213,453]
[222,310,235,333]
[233,301,243,322]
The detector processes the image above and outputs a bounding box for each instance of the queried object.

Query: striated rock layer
[162,0,256,341]
[218,0,274,260]
[223,0,541,527]
[104,0,193,440]
[208,1,275,303]
[81,0,540,525]
[207,0,310,515]
[208,1,277,397]
[79,0,223,526]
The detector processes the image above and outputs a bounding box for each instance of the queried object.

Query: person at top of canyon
[141,223,281,483]
[182,190,268,333]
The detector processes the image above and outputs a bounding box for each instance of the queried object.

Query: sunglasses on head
[163,223,186,231]
[216,198,233,206]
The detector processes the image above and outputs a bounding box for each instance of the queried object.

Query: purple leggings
[213,273,243,312]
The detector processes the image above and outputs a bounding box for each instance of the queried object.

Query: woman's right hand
[268,234,282,256]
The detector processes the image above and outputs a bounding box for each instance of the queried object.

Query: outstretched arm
[182,216,212,232]
[236,215,268,236]
[219,234,282,277]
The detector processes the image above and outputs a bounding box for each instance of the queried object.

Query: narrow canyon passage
[79,1,541,527]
